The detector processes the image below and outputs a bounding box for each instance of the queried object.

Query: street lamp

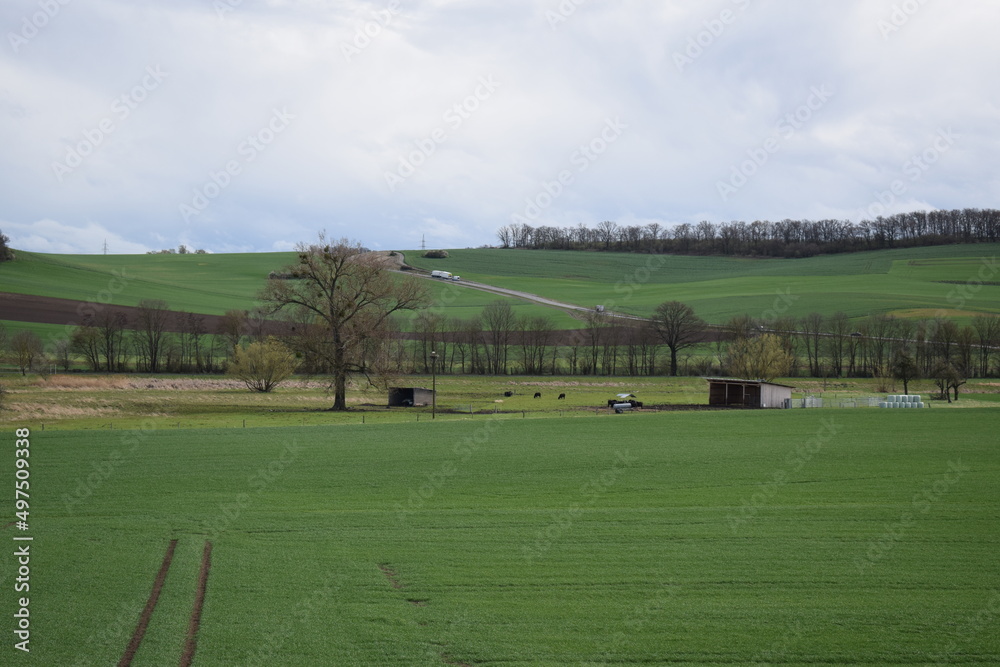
[430,350,438,420]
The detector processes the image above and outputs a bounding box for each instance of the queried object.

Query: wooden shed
[706,378,794,409]
[388,387,435,407]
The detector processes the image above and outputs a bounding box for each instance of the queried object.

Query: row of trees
[497,209,1000,258]
[3,237,997,410]
[405,303,1000,384]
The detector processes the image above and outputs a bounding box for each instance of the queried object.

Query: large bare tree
[259,237,428,411]
[653,301,705,376]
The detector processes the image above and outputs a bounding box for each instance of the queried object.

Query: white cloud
[2,219,150,254]
[1,0,998,253]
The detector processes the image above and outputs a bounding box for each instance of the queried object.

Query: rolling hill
[1,244,998,334]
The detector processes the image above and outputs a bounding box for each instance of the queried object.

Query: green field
[2,244,999,332]
[3,373,998,432]
[406,245,1000,324]
[0,251,578,331]
[13,409,1000,664]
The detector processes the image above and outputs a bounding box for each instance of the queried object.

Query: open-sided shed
[388,387,435,407]
[706,378,794,409]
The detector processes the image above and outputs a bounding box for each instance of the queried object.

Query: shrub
[422,250,449,259]
[226,338,297,392]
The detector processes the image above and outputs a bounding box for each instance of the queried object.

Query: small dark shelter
[388,387,435,407]
[706,378,793,409]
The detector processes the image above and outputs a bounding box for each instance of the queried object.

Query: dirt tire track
[118,539,178,667]
[179,540,213,667]
[378,563,404,590]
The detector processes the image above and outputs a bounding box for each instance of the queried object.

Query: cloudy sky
[1,0,998,254]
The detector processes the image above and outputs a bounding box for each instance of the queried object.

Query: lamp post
[430,350,438,420]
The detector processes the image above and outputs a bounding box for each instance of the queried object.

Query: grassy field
[2,244,999,333]
[3,373,999,432]
[11,408,1000,664]
[406,245,1000,324]
[0,251,578,331]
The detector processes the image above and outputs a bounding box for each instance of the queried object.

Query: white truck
[430,270,452,279]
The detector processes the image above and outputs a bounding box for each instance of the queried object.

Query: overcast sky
[1,0,998,254]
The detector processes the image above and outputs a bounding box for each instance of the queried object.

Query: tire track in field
[379,562,473,666]
[118,539,178,667]
[180,540,213,667]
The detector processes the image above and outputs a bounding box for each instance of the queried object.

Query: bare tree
[71,325,102,371]
[92,310,128,372]
[10,330,43,375]
[217,310,247,360]
[259,236,429,411]
[480,300,516,375]
[800,312,825,377]
[825,312,851,377]
[517,315,554,375]
[972,315,1000,377]
[134,299,172,373]
[891,348,919,395]
[653,301,705,376]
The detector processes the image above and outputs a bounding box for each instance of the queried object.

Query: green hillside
[405,245,1000,324]
[2,244,998,330]
[0,251,578,329]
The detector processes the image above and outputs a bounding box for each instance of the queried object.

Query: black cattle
[558,393,566,400]
[533,392,541,398]
[503,391,513,397]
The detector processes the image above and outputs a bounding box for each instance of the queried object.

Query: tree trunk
[332,372,347,411]
[669,346,678,376]
[331,336,348,411]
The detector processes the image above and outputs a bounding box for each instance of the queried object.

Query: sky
[1,0,998,255]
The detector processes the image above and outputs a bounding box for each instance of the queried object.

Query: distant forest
[496,208,1000,258]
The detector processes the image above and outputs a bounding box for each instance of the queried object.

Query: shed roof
[703,377,796,389]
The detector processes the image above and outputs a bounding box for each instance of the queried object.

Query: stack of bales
[879,394,926,409]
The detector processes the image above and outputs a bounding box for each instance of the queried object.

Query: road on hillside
[393,252,648,322]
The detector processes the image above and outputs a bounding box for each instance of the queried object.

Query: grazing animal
[533,392,541,399]
[558,393,566,400]
[503,391,513,397]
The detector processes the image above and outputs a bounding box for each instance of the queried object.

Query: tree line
[2,238,996,410]
[496,208,1000,258]
[405,302,999,393]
